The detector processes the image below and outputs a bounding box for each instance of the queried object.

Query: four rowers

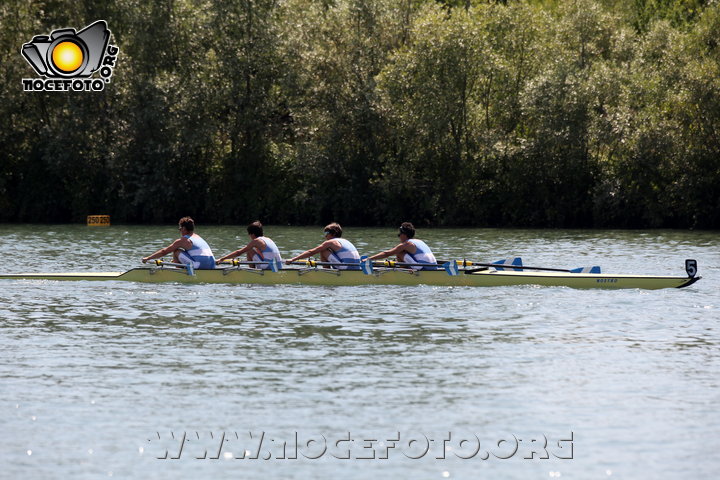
[143,219,437,271]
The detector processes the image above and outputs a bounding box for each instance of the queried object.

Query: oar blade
[492,257,523,271]
[360,256,373,275]
[443,261,460,276]
[569,266,601,274]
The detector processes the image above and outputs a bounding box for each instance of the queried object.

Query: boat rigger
[0,259,701,290]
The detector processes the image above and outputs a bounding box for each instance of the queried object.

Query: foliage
[0,0,718,228]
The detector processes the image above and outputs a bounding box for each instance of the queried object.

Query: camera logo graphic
[21,20,119,92]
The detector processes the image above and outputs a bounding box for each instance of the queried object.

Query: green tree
[278,0,416,223]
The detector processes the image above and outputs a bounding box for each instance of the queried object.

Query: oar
[287,259,365,269]
[492,257,523,271]
[153,259,188,268]
[288,260,345,267]
[151,259,195,275]
[364,258,521,271]
[439,258,521,276]
[288,258,412,275]
[449,259,601,274]
[218,259,270,265]
[289,259,456,275]
[220,258,282,272]
[287,258,601,275]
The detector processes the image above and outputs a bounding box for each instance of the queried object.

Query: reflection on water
[1,225,718,479]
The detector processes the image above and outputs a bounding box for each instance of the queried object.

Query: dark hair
[247,220,263,237]
[178,216,195,232]
[324,223,342,237]
[399,222,415,238]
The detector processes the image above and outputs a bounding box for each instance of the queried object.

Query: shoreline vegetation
[1,0,718,229]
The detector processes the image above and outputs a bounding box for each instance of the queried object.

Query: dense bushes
[1,0,718,228]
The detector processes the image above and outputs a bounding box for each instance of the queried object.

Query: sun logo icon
[51,40,85,74]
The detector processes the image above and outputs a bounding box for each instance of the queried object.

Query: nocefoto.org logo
[21,20,119,92]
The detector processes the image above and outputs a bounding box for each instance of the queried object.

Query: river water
[1,225,718,479]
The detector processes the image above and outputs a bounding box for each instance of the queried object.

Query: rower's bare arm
[142,238,188,263]
[217,242,254,263]
[142,248,167,263]
[287,241,331,263]
[369,243,406,260]
[216,248,243,263]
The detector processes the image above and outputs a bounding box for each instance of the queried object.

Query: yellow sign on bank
[87,215,111,226]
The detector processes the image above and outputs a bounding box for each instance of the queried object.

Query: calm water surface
[1,225,718,479]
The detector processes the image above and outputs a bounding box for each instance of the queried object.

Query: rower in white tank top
[286,222,362,270]
[178,233,216,269]
[142,217,217,269]
[327,238,361,270]
[367,222,438,271]
[251,236,283,270]
[215,221,284,270]
[401,238,437,270]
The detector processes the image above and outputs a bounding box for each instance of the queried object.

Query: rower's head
[247,220,263,239]
[323,223,342,239]
[178,216,195,235]
[398,222,415,241]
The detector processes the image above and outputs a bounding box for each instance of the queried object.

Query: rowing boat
[0,259,700,289]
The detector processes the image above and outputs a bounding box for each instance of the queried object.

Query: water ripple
[1,226,719,479]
